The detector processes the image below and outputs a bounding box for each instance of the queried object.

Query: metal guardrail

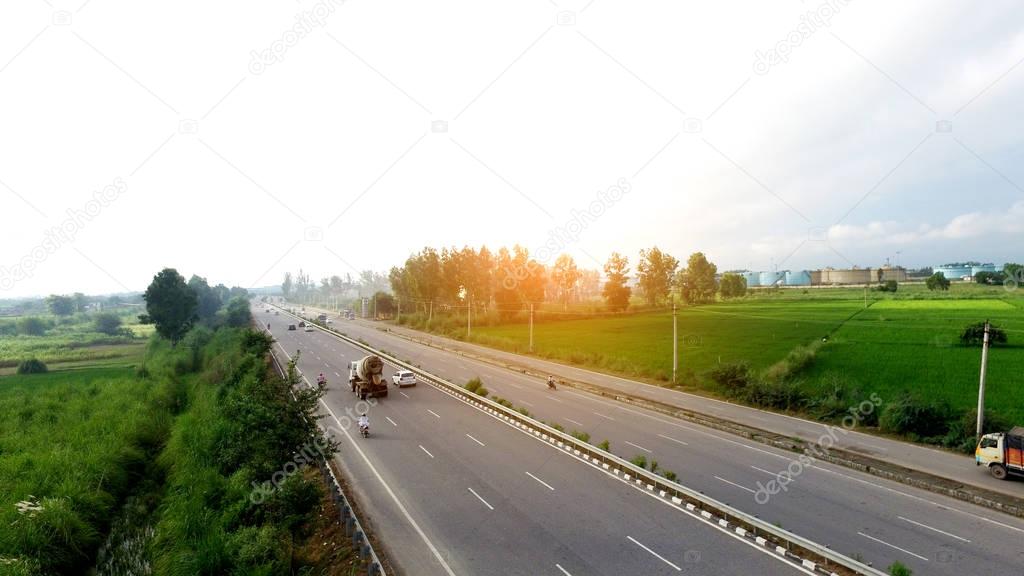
[266,336,386,576]
[275,304,887,576]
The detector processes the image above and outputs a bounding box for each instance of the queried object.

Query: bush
[960,322,1008,347]
[762,343,818,383]
[597,440,611,452]
[663,470,678,482]
[94,313,124,336]
[475,386,489,397]
[879,395,950,438]
[941,408,1011,453]
[744,379,807,411]
[465,377,484,393]
[888,561,912,576]
[707,362,751,395]
[571,430,590,443]
[15,316,47,336]
[16,358,48,374]
[630,454,647,468]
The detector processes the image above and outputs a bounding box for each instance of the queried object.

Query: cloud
[826,201,1024,245]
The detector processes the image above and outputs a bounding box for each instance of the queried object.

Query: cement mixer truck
[349,355,389,400]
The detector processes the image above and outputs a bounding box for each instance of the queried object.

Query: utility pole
[529,303,534,353]
[467,298,472,339]
[428,301,433,327]
[977,320,991,439]
[396,297,400,323]
[672,300,678,384]
[373,293,377,320]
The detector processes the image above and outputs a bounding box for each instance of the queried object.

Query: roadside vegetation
[0,268,351,575]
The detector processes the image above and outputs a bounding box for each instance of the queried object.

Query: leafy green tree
[189,275,223,322]
[636,246,679,306]
[72,292,87,313]
[222,297,252,328]
[719,273,747,298]
[46,294,75,316]
[373,291,396,316]
[602,252,632,312]
[141,268,198,344]
[677,252,719,304]
[16,316,47,336]
[1003,262,1022,282]
[94,312,124,335]
[961,322,1008,346]
[975,271,1006,285]
[926,271,951,291]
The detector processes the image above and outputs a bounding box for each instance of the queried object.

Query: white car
[392,370,417,387]
[304,325,314,332]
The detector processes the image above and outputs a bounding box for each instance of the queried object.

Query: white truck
[976,426,1024,480]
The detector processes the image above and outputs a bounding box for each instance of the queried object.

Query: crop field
[468,283,1024,424]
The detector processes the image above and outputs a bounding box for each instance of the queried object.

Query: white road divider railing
[277,305,886,576]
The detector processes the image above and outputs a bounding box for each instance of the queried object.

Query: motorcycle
[547,377,557,391]
[359,423,370,438]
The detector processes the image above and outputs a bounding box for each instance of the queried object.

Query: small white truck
[976,427,1024,480]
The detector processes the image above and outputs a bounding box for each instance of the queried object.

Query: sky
[1,0,1022,297]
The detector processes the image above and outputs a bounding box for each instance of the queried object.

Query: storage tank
[760,271,783,287]
[935,266,971,280]
[785,270,811,286]
[971,264,997,277]
[742,271,761,287]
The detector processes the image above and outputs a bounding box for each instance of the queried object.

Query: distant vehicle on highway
[298,321,306,327]
[304,325,314,332]
[287,324,296,331]
[392,370,417,387]
[273,311,279,315]
[317,314,328,322]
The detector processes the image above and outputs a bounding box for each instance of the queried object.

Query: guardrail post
[353,529,364,547]
[345,516,355,536]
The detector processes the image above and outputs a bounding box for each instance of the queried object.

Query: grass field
[0,364,167,575]
[453,282,1024,427]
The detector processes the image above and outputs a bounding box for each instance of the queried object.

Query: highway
[257,306,815,575]
[280,304,1024,576]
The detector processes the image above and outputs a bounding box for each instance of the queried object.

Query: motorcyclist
[547,376,556,390]
[358,413,369,434]
[317,372,326,385]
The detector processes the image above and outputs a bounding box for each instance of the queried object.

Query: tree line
[379,245,744,318]
[140,268,251,343]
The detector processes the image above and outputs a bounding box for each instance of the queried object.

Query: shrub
[549,422,564,432]
[517,406,531,417]
[941,408,1011,453]
[960,322,1008,347]
[648,459,659,473]
[707,362,751,394]
[762,343,818,383]
[94,313,124,336]
[475,386,489,397]
[744,379,807,411]
[630,454,647,468]
[15,316,47,336]
[663,470,678,482]
[597,440,611,452]
[571,430,590,443]
[888,561,912,576]
[879,395,950,438]
[16,358,48,374]
[465,377,483,393]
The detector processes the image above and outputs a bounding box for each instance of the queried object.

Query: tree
[636,247,679,306]
[926,271,951,291]
[975,271,1006,285]
[222,297,252,328]
[46,294,75,316]
[281,272,293,297]
[677,252,718,304]
[142,268,198,344]
[551,254,582,310]
[189,275,222,322]
[1004,263,1023,284]
[960,322,1008,347]
[16,316,47,336]
[372,291,396,316]
[72,292,87,313]
[602,252,632,312]
[94,312,124,335]
[719,273,747,299]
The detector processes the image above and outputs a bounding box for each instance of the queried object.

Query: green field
[459,283,1024,429]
